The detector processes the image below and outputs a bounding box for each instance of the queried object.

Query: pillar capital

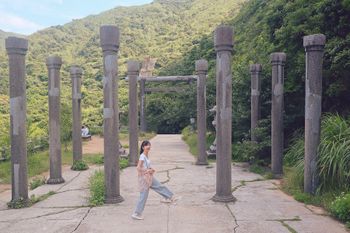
[100,25,120,54]
[303,34,326,52]
[195,59,208,74]
[249,64,262,73]
[6,37,28,55]
[214,26,233,52]
[70,66,83,78]
[270,52,286,66]
[127,60,140,75]
[46,56,62,70]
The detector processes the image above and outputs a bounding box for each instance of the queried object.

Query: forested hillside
[0,0,349,153]
[0,0,246,151]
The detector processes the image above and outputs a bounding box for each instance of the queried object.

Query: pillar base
[272,173,283,179]
[47,177,65,184]
[8,197,30,208]
[105,195,124,204]
[212,194,236,203]
[195,161,209,166]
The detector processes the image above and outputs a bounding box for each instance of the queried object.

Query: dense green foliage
[0,0,349,167]
[0,0,245,152]
[181,126,215,156]
[284,114,350,193]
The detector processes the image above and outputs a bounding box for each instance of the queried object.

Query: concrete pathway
[0,135,348,233]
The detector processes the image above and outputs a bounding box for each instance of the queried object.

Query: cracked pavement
[0,134,348,233]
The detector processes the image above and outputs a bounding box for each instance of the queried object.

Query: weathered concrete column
[128,61,140,166]
[212,26,235,202]
[46,56,65,184]
[270,52,286,177]
[100,25,124,203]
[195,59,208,165]
[140,79,147,132]
[250,64,262,142]
[6,37,29,203]
[70,66,83,165]
[303,34,326,194]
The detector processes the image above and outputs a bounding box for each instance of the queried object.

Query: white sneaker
[160,198,172,203]
[161,195,181,203]
[170,195,181,202]
[131,213,144,220]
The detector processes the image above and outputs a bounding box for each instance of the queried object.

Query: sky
[0,0,153,35]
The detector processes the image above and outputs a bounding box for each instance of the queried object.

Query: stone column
[6,37,29,203]
[303,34,326,194]
[140,79,146,132]
[100,25,124,203]
[70,66,83,165]
[46,56,65,184]
[212,26,235,202]
[128,61,140,166]
[195,59,208,165]
[250,64,262,142]
[270,52,286,177]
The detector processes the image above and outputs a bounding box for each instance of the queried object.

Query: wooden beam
[141,75,198,82]
[145,87,187,93]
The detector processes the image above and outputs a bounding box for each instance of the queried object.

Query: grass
[29,176,46,190]
[284,114,350,193]
[281,114,350,227]
[181,126,215,157]
[281,166,348,227]
[88,170,105,206]
[0,147,73,184]
[7,191,56,209]
[84,153,104,165]
[88,158,129,206]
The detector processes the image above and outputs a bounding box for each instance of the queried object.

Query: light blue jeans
[134,177,173,215]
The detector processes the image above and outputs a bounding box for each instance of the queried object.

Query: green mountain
[0,0,246,147]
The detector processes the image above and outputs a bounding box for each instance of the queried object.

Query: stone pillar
[250,64,262,142]
[70,66,83,165]
[46,56,65,184]
[303,34,326,194]
[270,52,286,177]
[128,61,140,166]
[212,26,235,202]
[140,79,146,132]
[100,25,124,203]
[195,59,208,165]
[6,37,29,203]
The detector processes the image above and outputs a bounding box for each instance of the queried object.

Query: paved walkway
[0,135,348,233]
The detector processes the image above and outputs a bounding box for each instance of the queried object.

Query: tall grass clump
[284,113,350,193]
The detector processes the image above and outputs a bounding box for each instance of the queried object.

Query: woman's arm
[136,160,144,173]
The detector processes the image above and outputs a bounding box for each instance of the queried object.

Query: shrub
[71,160,89,171]
[330,192,350,223]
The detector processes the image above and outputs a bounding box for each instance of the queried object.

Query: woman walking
[131,140,179,220]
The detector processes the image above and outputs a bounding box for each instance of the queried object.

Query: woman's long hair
[140,140,151,155]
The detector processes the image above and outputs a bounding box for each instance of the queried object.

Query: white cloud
[0,11,44,35]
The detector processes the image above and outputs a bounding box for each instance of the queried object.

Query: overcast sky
[0,0,153,35]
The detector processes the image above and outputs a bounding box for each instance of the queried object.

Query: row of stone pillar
[5,24,325,206]
[6,38,85,203]
[249,34,326,194]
